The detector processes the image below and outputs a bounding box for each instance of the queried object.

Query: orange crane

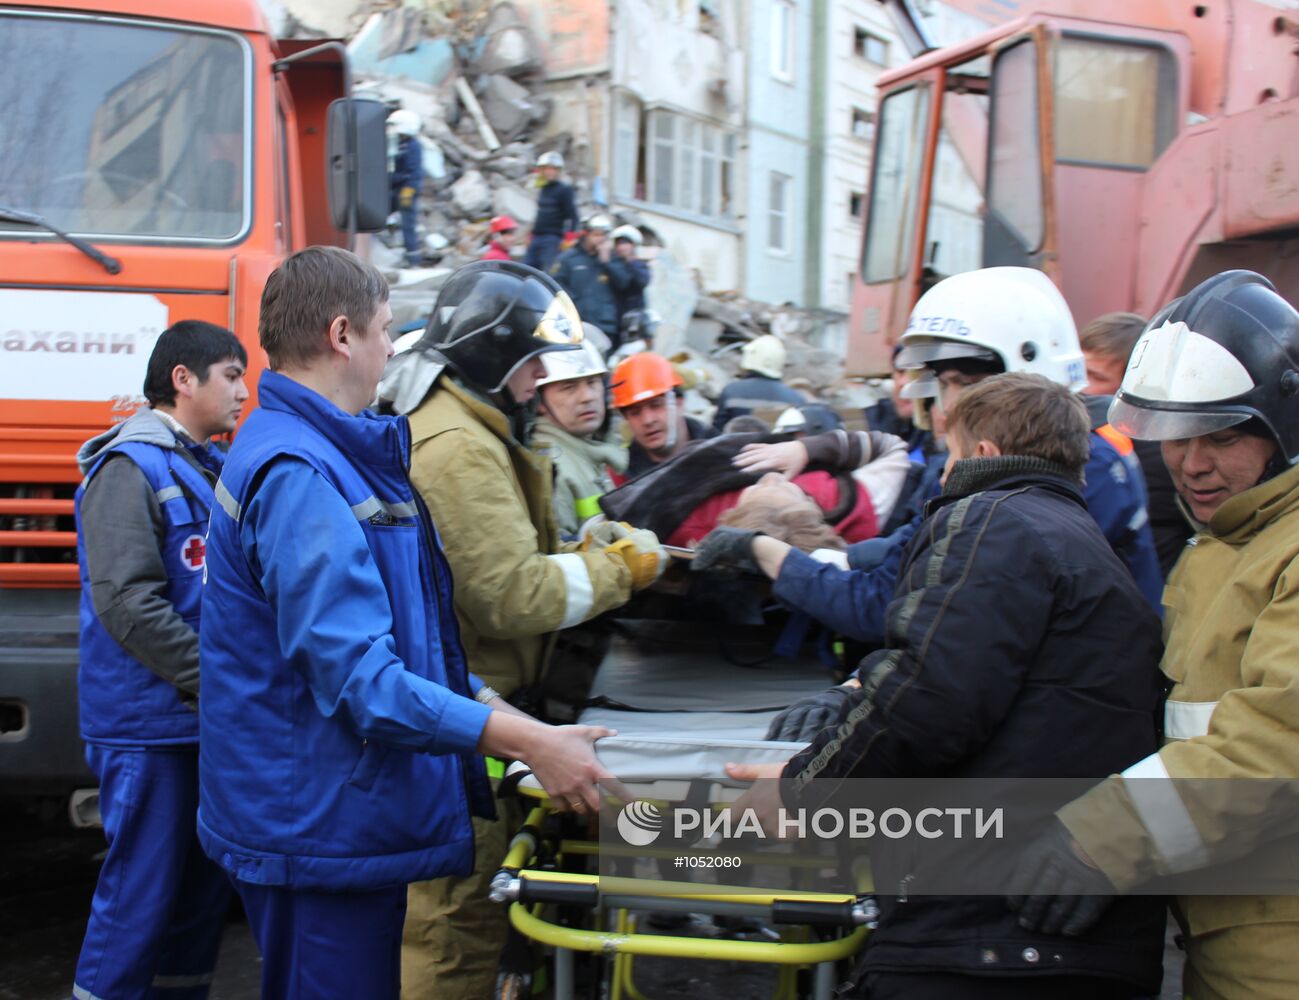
[848,0,1299,375]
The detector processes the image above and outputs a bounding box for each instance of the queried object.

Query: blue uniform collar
[256,370,411,472]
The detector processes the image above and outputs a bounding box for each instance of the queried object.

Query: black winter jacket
[785,457,1167,993]
[533,180,578,237]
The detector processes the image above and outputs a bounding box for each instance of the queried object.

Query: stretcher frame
[491,795,876,1000]
[490,619,877,999]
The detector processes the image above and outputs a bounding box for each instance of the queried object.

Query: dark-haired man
[199,247,616,999]
[73,320,247,1000]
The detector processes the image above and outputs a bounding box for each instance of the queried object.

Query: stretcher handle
[518,876,600,908]
[770,899,857,928]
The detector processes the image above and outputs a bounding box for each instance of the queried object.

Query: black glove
[1005,817,1116,936]
[765,685,854,742]
[690,526,763,577]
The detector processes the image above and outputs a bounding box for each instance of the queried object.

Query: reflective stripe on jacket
[1061,460,1299,936]
[407,376,633,696]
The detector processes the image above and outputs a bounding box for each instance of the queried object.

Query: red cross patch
[180,534,207,572]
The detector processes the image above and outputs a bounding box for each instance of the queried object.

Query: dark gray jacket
[76,409,217,699]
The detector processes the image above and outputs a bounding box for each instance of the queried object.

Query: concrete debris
[336,0,850,418]
[449,169,493,218]
[454,76,501,151]
[475,74,546,143]
[491,181,538,226]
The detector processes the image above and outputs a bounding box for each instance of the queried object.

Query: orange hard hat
[610,352,682,409]
[490,215,518,233]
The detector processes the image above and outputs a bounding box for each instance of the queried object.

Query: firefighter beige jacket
[407,376,632,697]
[1061,460,1299,935]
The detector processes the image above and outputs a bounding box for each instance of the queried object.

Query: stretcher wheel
[495,971,531,1000]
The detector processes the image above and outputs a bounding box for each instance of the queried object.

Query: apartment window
[849,191,864,220]
[612,92,642,200]
[851,107,875,141]
[768,172,791,253]
[854,26,888,66]
[643,108,736,219]
[771,1,795,82]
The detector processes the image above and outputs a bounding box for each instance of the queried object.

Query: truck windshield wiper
[0,205,122,275]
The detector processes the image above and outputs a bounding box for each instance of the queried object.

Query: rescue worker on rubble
[1008,270,1299,1000]
[612,351,716,479]
[523,150,577,273]
[481,215,518,262]
[73,321,247,1000]
[388,109,424,267]
[1081,310,1192,575]
[374,259,666,1000]
[552,214,636,349]
[610,223,650,328]
[532,335,628,536]
[726,373,1168,999]
[712,334,808,431]
[708,267,1164,658]
[197,247,617,999]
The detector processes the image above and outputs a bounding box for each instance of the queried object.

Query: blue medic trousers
[74,745,231,1000]
[237,882,408,1000]
[523,233,562,273]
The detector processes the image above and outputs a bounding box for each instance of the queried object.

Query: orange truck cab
[848,0,1299,375]
[0,0,387,812]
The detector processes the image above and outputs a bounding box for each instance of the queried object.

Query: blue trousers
[75,745,231,1000]
[523,233,562,273]
[237,882,408,1000]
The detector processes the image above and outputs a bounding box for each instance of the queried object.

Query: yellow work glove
[580,519,632,550]
[398,185,416,209]
[603,529,668,591]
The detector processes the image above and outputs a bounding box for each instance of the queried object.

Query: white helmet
[537,151,565,169]
[584,214,613,232]
[896,267,1086,396]
[537,338,608,388]
[611,224,643,245]
[388,109,420,137]
[741,335,787,379]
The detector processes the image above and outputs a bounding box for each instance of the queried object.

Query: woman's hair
[718,491,847,553]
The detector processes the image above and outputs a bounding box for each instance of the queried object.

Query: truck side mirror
[326,97,389,234]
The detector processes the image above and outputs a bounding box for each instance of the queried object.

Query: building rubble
[273,0,867,413]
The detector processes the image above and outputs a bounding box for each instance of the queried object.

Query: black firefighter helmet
[420,260,583,404]
[1108,270,1299,465]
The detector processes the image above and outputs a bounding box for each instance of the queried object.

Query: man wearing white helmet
[694,267,1163,707]
[551,215,635,345]
[523,150,577,273]
[533,334,628,535]
[1012,270,1299,999]
[712,334,810,431]
[387,109,424,267]
[609,224,650,330]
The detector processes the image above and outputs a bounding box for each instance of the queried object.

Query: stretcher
[491,621,878,1000]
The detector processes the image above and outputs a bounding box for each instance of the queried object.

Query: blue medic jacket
[197,371,494,892]
[75,409,220,746]
[776,431,1164,649]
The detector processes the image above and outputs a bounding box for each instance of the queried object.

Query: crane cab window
[861,85,931,283]
[1053,36,1177,169]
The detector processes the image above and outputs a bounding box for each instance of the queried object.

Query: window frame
[853,26,889,67]
[767,171,792,255]
[1051,31,1179,172]
[641,107,737,222]
[770,1,795,83]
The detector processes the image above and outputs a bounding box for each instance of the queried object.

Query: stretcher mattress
[571,624,830,787]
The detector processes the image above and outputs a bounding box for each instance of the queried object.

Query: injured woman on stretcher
[600,427,913,564]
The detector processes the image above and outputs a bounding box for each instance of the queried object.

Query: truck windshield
[0,12,249,242]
